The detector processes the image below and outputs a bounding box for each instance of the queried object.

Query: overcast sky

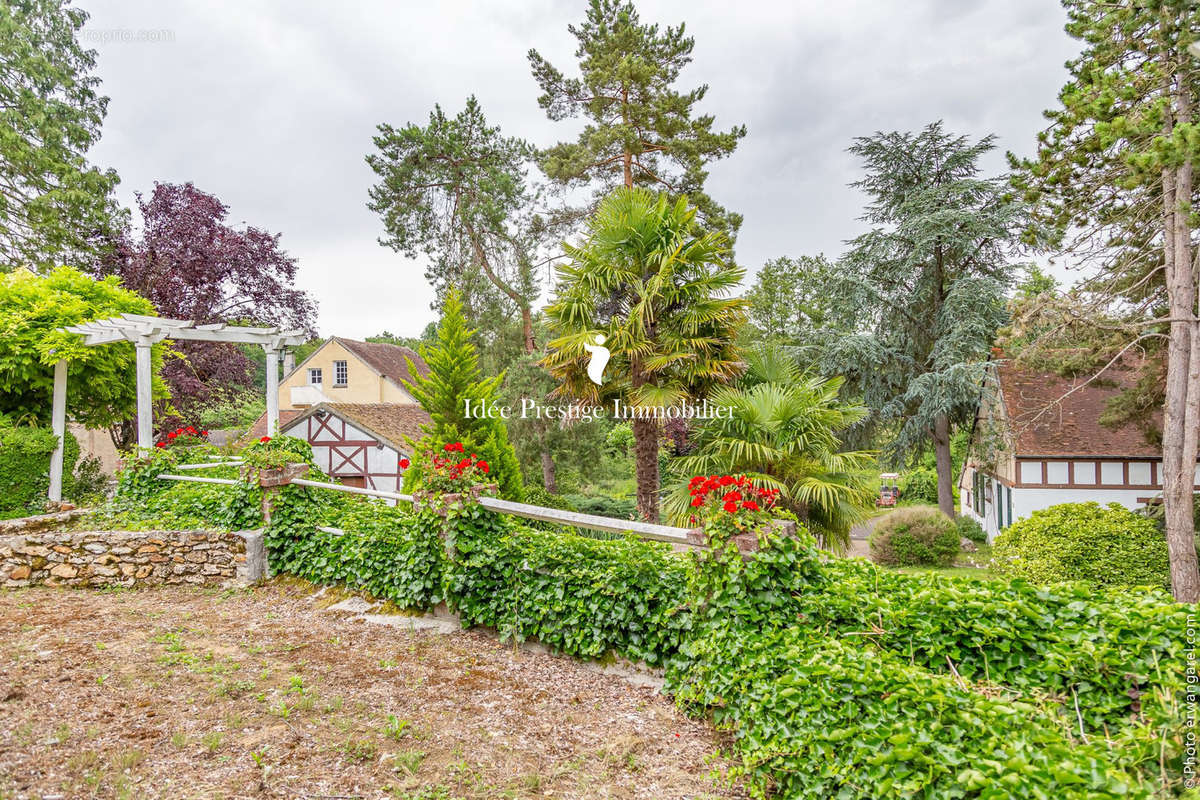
[79,0,1080,340]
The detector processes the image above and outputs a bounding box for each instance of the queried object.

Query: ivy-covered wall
[104,451,1190,799]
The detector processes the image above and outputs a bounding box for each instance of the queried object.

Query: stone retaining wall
[1,528,260,589]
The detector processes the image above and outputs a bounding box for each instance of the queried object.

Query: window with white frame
[1045,461,1069,484]
[1018,461,1042,485]
[334,360,348,386]
[1128,462,1152,485]
[1100,461,1124,485]
[308,368,322,385]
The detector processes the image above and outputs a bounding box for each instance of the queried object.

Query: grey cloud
[81,0,1079,339]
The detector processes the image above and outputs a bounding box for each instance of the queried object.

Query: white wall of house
[282,415,408,501]
[1010,487,1156,519]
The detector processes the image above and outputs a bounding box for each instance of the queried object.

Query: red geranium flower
[478,460,489,474]
[723,491,742,503]
[722,501,738,513]
[259,436,271,443]
[399,458,410,469]
[167,431,177,439]
[155,441,166,448]
[742,500,760,511]
[690,496,705,507]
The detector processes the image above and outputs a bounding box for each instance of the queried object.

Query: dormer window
[308,368,322,385]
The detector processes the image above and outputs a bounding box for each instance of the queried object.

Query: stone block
[235,529,267,584]
[49,563,77,579]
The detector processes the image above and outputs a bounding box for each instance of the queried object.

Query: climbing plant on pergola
[51,313,304,500]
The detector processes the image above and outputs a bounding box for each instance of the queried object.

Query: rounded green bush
[869,505,959,567]
[993,501,1169,589]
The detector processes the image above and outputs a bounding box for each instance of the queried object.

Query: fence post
[412,484,498,559]
[248,463,309,524]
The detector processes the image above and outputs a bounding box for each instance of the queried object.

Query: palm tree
[664,345,877,551]
[542,188,746,522]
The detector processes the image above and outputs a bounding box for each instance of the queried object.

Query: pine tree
[1010,0,1199,601]
[367,97,540,353]
[528,0,745,240]
[820,123,1026,518]
[402,290,524,500]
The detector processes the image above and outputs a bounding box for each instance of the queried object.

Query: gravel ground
[0,582,744,800]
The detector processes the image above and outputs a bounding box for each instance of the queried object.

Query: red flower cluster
[432,443,489,477]
[399,457,410,470]
[688,474,779,514]
[259,436,271,444]
[156,425,209,448]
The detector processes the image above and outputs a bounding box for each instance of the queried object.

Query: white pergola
[50,313,305,501]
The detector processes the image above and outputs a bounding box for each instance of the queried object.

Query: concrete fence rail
[159,467,701,547]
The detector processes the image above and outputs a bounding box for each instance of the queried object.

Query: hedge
[443,502,692,666]
[668,625,1155,800]
[266,488,444,610]
[993,502,1170,589]
[869,505,959,566]
[0,421,78,517]
[799,558,1185,733]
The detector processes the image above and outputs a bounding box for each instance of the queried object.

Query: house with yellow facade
[246,337,431,493]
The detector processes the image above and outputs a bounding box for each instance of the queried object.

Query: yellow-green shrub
[993,502,1169,589]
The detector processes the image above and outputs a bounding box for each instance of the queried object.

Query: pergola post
[264,347,280,435]
[48,359,68,503]
[58,315,304,455]
[135,338,154,452]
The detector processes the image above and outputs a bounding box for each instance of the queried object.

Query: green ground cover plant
[102,449,1188,798]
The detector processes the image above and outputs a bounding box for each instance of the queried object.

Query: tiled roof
[337,338,429,391]
[243,409,301,443]
[995,359,1161,458]
[282,403,430,451]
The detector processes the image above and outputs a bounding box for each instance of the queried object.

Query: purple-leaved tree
[92,182,316,445]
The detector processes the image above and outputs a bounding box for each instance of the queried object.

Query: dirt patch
[0,583,742,799]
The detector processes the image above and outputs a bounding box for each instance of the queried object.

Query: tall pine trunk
[521,306,535,354]
[933,413,955,518]
[1161,130,1200,602]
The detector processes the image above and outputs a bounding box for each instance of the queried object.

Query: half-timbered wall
[283,414,408,500]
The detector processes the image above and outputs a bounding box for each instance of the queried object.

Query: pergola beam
[52,314,307,501]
